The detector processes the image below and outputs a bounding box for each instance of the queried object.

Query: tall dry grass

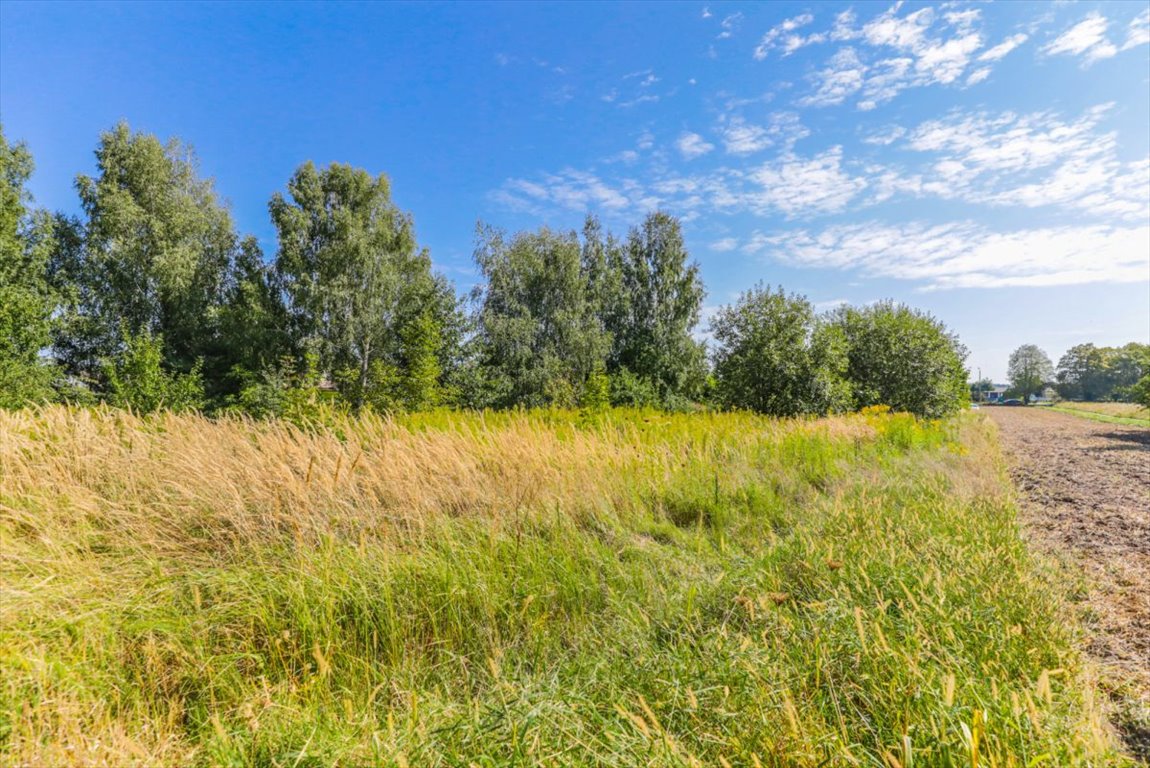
[0,406,1128,766]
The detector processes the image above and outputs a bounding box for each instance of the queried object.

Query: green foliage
[62,122,239,387]
[230,354,345,425]
[214,236,291,397]
[711,284,851,416]
[608,367,661,408]
[580,365,611,411]
[1129,371,1150,409]
[473,224,610,408]
[610,212,708,400]
[1056,342,1149,402]
[270,161,454,411]
[103,326,204,413]
[1007,344,1054,402]
[0,126,57,408]
[834,300,969,418]
[395,309,443,410]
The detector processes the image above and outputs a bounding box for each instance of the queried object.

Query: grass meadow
[1049,402,1150,427]
[0,407,1129,766]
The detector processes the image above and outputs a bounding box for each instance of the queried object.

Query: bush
[833,301,968,418]
[608,368,660,408]
[229,354,345,426]
[711,284,851,417]
[103,327,204,413]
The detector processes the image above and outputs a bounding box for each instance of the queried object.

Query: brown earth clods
[986,406,1149,759]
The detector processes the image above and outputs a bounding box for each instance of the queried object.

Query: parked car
[1003,399,1024,406]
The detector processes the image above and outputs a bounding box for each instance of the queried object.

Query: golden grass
[0,406,1130,766]
[1054,401,1150,420]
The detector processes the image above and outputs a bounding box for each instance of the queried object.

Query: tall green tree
[1054,343,1106,401]
[0,126,56,407]
[611,212,707,401]
[834,301,969,418]
[270,161,453,411]
[55,122,239,391]
[1007,344,1054,404]
[473,224,609,408]
[580,215,627,351]
[1105,343,1149,401]
[711,284,850,417]
[216,235,291,389]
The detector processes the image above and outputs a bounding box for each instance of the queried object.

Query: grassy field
[1049,401,1150,427]
[0,406,1128,766]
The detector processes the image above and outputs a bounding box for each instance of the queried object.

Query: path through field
[986,407,1149,758]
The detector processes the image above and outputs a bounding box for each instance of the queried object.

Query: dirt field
[986,406,1150,758]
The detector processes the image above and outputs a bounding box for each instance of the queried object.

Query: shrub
[103,327,204,413]
[711,284,851,417]
[833,301,968,418]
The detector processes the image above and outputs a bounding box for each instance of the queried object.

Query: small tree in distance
[1007,344,1054,404]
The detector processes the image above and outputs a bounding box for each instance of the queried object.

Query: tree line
[2,122,971,419]
[977,343,1150,406]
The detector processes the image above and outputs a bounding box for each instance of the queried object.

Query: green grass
[1049,405,1150,428]
[0,406,1127,766]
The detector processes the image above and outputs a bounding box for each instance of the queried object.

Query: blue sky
[2,0,1148,381]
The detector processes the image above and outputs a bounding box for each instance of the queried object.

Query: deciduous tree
[0,126,57,407]
[57,123,239,392]
[711,284,850,416]
[1007,344,1054,404]
[472,224,609,408]
[834,301,969,418]
[270,161,453,411]
[611,212,707,402]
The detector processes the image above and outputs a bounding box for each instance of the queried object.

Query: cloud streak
[751,221,1150,290]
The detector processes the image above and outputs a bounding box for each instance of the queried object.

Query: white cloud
[619,94,660,108]
[676,131,715,159]
[966,67,991,86]
[490,169,634,215]
[722,118,773,155]
[863,125,906,145]
[872,104,1150,221]
[608,149,640,165]
[494,142,866,222]
[1123,8,1150,51]
[831,9,858,41]
[1043,13,1117,65]
[721,112,809,155]
[801,5,993,109]
[754,13,826,60]
[862,6,935,50]
[701,6,712,20]
[746,146,867,216]
[717,12,743,40]
[979,33,1028,61]
[814,298,852,311]
[800,47,867,106]
[709,237,738,252]
[755,221,1150,289]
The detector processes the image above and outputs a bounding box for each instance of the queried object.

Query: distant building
[985,386,1008,404]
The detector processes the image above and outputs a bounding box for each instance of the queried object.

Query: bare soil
[986,406,1149,759]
